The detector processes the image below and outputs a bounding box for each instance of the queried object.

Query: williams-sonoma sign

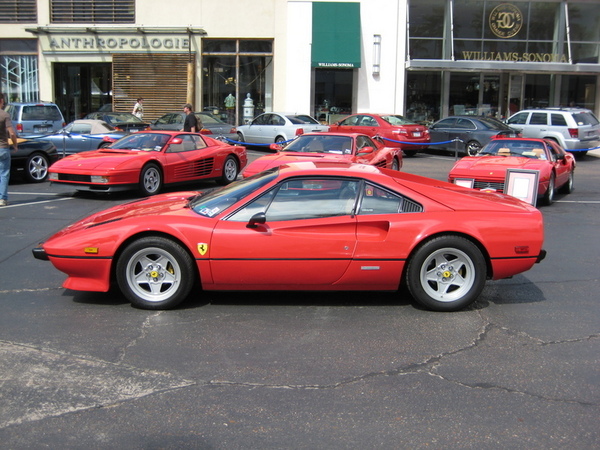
[461,51,569,63]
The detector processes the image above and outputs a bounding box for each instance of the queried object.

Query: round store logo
[489,3,523,39]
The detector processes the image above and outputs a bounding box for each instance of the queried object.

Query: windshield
[191,168,279,217]
[381,115,416,126]
[108,113,145,124]
[283,135,353,154]
[478,117,509,130]
[109,133,170,151]
[287,115,319,124]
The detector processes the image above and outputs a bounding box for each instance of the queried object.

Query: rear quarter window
[572,112,599,126]
[551,114,568,126]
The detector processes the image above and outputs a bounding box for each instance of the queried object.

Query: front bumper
[32,246,49,261]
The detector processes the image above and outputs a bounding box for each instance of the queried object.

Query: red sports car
[448,137,576,206]
[328,114,429,156]
[241,132,402,178]
[48,131,247,196]
[33,161,545,312]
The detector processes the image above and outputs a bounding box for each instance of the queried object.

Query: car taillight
[568,128,578,138]
[295,128,304,136]
[200,128,212,135]
[16,123,23,132]
[229,127,236,133]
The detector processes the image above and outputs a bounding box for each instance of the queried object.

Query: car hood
[48,191,199,239]
[50,149,156,171]
[243,152,352,176]
[450,156,547,176]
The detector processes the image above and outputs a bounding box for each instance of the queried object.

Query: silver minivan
[5,102,66,137]
[507,107,600,157]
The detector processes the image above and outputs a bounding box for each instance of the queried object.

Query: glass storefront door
[448,73,501,118]
[54,63,112,123]
[313,69,353,124]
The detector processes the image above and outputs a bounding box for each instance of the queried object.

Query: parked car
[428,116,520,154]
[48,131,247,196]
[236,113,329,145]
[150,111,237,141]
[5,102,65,137]
[30,119,126,156]
[241,132,402,178]
[83,111,150,133]
[448,137,576,206]
[506,107,600,157]
[33,161,545,312]
[11,138,59,183]
[328,113,429,156]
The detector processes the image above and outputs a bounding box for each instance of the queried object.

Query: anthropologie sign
[40,35,190,53]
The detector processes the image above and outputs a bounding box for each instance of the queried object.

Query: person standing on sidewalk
[181,103,198,132]
[0,92,18,207]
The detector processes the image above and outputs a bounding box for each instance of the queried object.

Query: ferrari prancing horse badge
[197,243,208,256]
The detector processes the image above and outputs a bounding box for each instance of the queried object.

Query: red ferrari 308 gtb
[34,161,546,312]
[48,131,247,196]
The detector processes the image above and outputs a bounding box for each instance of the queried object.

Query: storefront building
[405,0,600,124]
[1,0,599,127]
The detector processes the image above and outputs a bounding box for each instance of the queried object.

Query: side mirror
[269,143,283,151]
[247,212,266,229]
[358,146,374,155]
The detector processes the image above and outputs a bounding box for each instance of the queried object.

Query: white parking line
[9,191,66,196]
[1,197,74,208]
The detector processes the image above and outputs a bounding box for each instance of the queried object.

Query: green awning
[312,2,361,69]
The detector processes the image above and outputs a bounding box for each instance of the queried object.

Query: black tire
[139,163,162,196]
[404,150,417,157]
[558,171,574,195]
[25,153,50,183]
[116,236,196,309]
[99,142,111,149]
[275,136,286,144]
[405,235,487,312]
[217,155,239,185]
[391,158,400,171]
[541,173,555,206]
[466,140,482,155]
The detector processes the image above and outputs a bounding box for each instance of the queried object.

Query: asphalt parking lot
[1,148,599,448]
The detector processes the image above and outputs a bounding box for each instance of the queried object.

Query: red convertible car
[48,131,247,195]
[328,114,430,156]
[33,162,545,312]
[448,137,576,206]
[241,132,402,178]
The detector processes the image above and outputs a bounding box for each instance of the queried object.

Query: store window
[524,74,551,109]
[406,72,441,124]
[0,39,38,102]
[408,0,447,59]
[202,39,273,126]
[0,0,36,22]
[568,2,600,63]
[560,75,597,110]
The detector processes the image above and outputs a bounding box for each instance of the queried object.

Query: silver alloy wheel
[223,157,238,182]
[27,154,49,182]
[141,165,161,194]
[419,247,477,303]
[124,246,181,303]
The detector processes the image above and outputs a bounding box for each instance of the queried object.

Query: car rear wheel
[541,173,555,206]
[392,158,400,170]
[116,236,196,310]
[405,235,486,312]
[466,140,482,155]
[275,136,286,144]
[217,155,239,185]
[139,163,162,196]
[25,153,50,183]
[236,132,246,143]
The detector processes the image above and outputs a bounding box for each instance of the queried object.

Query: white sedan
[236,113,329,145]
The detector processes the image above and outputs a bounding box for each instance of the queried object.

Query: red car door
[162,134,215,183]
[546,140,572,187]
[208,178,360,287]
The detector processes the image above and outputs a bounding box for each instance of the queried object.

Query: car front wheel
[559,171,574,195]
[25,153,50,183]
[405,235,487,312]
[139,163,162,196]
[466,140,482,155]
[541,173,555,206]
[116,236,196,309]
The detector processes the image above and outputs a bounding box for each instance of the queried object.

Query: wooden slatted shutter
[112,53,193,121]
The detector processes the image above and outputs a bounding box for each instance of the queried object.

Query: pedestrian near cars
[132,97,144,119]
[0,92,19,207]
[181,103,198,132]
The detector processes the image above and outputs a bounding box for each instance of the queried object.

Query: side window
[229,178,359,222]
[273,115,285,125]
[340,116,359,126]
[71,124,92,134]
[191,135,208,150]
[360,116,378,126]
[507,112,529,125]
[156,114,171,125]
[358,183,404,215]
[551,114,567,126]
[530,113,548,125]
[356,135,376,150]
[456,118,475,129]
[434,118,456,128]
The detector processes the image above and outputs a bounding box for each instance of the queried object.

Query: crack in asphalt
[114,311,165,364]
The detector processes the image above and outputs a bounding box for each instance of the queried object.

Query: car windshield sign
[191,168,279,217]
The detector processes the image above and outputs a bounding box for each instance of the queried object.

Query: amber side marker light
[84,247,99,254]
